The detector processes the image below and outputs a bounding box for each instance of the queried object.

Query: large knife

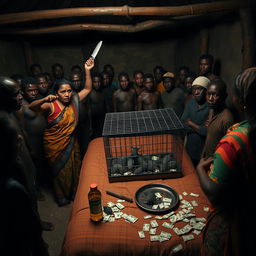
[91,41,103,59]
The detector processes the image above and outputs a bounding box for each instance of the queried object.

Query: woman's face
[56,84,73,104]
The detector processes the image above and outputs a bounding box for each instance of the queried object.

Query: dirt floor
[38,188,72,256]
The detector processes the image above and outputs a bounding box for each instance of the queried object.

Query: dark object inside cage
[102,108,184,182]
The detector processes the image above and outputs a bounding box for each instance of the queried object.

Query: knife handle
[106,190,133,203]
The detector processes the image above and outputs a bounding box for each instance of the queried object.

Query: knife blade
[91,41,103,59]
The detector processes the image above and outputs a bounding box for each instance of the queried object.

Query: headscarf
[235,67,256,104]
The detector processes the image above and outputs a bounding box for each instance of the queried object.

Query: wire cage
[102,108,185,182]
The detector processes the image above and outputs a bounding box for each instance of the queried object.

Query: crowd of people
[0,52,255,255]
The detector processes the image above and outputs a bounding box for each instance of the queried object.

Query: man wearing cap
[181,76,210,167]
[161,72,185,118]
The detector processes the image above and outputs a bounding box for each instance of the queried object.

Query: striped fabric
[209,120,250,184]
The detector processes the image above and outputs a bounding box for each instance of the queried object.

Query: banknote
[116,203,125,210]
[150,220,159,227]
[138,231,145,238]
[150,235,160,242]
[190,193,199,197]
[162,222,174,229]
[172,244,183,253]
[143,223,150,231]
[149,228,157,235]
[182,234,194,242]
[143,215,152,219]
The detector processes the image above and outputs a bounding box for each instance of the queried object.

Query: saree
[201,121,251,256]
[44,94,81,200]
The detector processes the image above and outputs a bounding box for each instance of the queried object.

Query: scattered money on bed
[143,223,150,231]
[116,203,125,210]
[150,220,159,228]
[104,194,209,244]
[182,234,195,242]
[138,231,145,238]
[172,244,183,253]
[191,200,198,207]
[149,228,157,235]
[107,202,115,208]
[162,222,174,229]
[192,230,201,236]
[190,193,199,197]
[203,207,210,212]
[150,235,160,242]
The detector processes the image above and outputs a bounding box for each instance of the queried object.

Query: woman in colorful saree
[30,58,94,206]
[196,67,256,256]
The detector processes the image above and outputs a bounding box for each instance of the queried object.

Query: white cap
[192,76,210,89]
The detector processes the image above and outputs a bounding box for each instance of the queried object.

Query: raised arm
[29,95,57,113]
[78,58,94,102]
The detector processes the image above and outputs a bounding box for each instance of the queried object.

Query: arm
[78,58,94,102]
[186,119,207,136]
[196,157,220,204]
[112,91,118,112]
[196,142,236,206]
[29,95,57,113]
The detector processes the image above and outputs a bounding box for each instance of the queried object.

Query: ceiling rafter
[0,1,249,35]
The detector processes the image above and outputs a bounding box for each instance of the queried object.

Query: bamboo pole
[240,8,255,69]
[0,1,247,25]
[0,20,172,35]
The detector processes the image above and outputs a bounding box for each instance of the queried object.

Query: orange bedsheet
[61,137,210,256]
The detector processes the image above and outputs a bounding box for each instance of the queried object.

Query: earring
[243,105,246,110]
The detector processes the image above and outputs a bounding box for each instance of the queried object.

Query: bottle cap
[90,184,97,189]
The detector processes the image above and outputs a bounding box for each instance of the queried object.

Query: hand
[185,118,192,126]
[197,157,213,172]
[204,119,210,127]
[44,95,58,103]
[84,58,94,70]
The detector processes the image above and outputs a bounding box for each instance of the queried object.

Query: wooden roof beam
[0,1,248,25]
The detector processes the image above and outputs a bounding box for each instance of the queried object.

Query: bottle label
[89,199,102,214]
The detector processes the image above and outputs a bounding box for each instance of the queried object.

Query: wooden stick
[0,20,172,35]
[0,1,248,25]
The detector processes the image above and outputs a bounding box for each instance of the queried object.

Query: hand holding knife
[84,41,102,69]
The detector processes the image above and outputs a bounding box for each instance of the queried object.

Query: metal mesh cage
[103,108,184,182]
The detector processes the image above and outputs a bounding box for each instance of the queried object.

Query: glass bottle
[88,184,103,222]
